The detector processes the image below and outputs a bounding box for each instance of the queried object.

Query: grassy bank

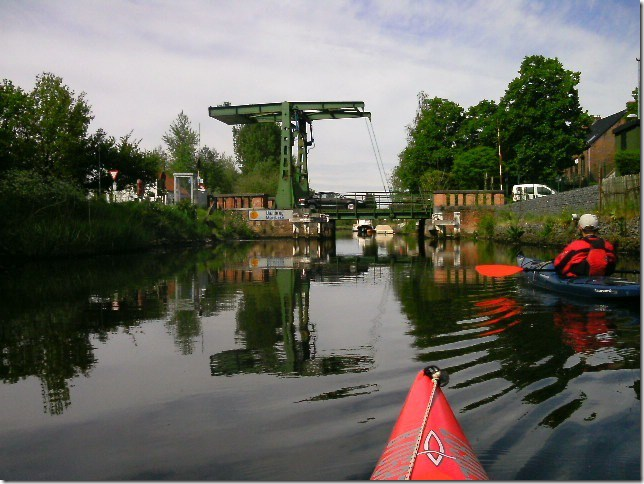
[472,204,640,253]
[0,170,257,260]
[1,198,209,259]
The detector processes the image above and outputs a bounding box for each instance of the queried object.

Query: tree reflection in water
[0,237,638,430]
[209,259,374,377]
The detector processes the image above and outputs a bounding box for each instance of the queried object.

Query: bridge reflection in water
[6,235,627,416]
[206,237,501,379]
[1,234,639,480]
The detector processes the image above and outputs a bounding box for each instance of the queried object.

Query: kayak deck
[371,368,487,480]
[517,255,640,300]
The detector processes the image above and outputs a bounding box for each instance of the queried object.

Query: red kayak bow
[371,367,488,480]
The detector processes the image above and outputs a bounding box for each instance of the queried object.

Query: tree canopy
[197,146,238,194]
[1,72,162,192]
[0,73,284,198]
[452,147,500,189]
[85,129,160,191]
[395,93,464,192]
[0,73,94,184]
[393,55,595,193]
[458,100,498,150]
[162,111,200,173]
[232,122,281,175]
[498,55,593,183]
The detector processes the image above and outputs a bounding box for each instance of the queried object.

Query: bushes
[0,169,211,258]
[615,150,640,176]
[205,210,255,240]
[477,212,496,238]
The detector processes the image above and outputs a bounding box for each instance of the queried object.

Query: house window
[621,133,627,150]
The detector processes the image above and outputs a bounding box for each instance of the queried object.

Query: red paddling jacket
[554,235,617,277]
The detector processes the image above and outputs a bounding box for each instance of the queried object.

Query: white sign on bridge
[248,209,293,221]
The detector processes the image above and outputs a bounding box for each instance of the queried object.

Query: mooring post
[417,218,426,240]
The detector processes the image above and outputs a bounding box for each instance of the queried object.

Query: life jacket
[554,236,617,277]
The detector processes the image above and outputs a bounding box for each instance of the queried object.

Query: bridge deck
[307,192,433,220]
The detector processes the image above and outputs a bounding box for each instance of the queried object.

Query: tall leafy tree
[85,128,117,191]
[498,55,593,183]
[85,130,161,191]
[451,147,500,189]
[395,92,464,192]
[114,133,161,188]
[231,122,281,175]
[234,160,279,194]
[163,111,199,173]
[458,100,499,150]
[29,73,93,180]
[0,79,33,172]
[197,146,238,193]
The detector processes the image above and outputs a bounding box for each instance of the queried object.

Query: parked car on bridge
[298,191,366,210]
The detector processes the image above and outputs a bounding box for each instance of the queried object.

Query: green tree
[85,130,161,191]
[234,160,279,194]
[85,128,118,192]
[395,93,464,192]
[4,73,107,188]
[499,55,592,184]
[163,111,199,173]
[197,146,239,193]
[0,79,33,172]
[21,73,94,183]
[458,100,499,150]
[418,169,455,194]
[115,133,161,188]
[232,122,281,175]
[451,147,500,189]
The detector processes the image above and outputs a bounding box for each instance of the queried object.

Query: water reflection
[208,266,374,377]
[0,234,640,480]
[0,235,639,461]
[0,236,511,416]
[471,297,524,336]
[1,239,373,414]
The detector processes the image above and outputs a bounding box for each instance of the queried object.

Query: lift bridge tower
[208,101,370,209]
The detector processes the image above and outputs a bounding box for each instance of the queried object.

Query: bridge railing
[316,191,433,219]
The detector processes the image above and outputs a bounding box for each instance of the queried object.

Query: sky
[1,0,641,192]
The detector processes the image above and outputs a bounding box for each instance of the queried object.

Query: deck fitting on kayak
[423,365,449,387]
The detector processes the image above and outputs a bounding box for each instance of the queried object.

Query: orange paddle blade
[475,264,524,277]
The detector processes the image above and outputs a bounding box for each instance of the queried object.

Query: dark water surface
[0,235,640,480]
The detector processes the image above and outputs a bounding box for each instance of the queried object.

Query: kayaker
[554,214,617,277]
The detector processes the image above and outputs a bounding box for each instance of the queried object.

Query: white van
[512,184,556,202]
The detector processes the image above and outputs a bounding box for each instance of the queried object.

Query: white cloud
[0,0,639,192]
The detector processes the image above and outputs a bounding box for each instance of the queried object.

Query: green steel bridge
[304,191,433,220]
[208,100,433,220]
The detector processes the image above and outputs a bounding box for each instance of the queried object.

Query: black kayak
[517,255,640,301]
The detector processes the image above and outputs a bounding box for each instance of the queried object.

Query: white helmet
[578,213,599,230]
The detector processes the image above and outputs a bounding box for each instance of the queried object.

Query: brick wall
[213,194,269,210]
[433,190,504,208]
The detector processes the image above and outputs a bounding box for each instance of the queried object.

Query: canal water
[0,235,640,480]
